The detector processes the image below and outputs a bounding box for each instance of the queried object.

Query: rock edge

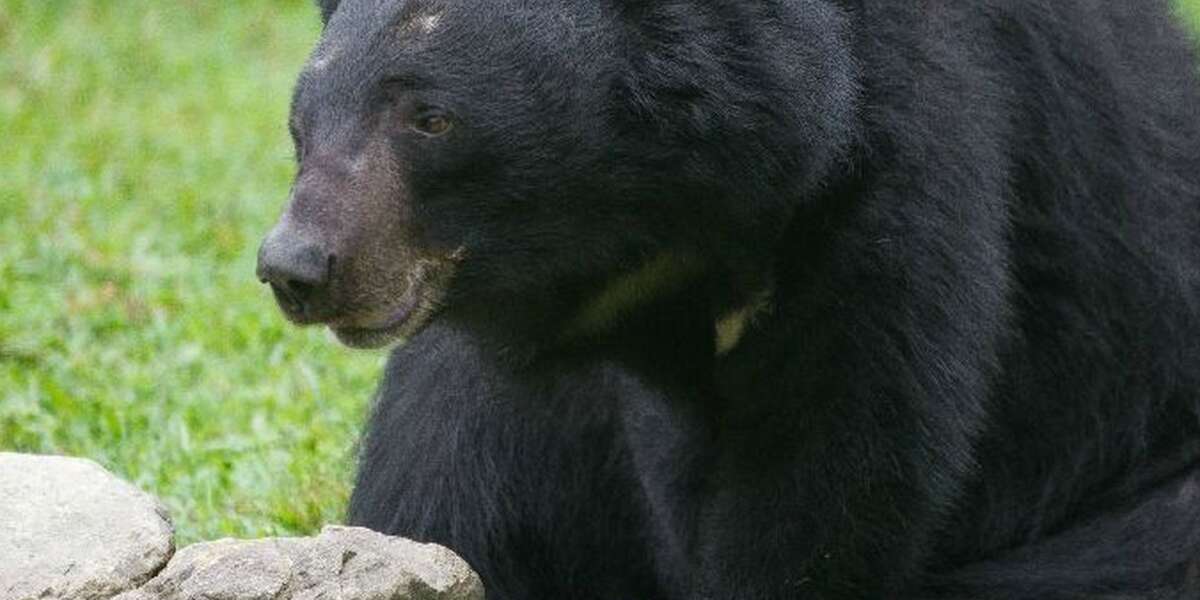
[0,453,484,600]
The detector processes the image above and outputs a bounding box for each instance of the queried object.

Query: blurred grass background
[1,0,1199,546]
[1184,0,1200,29]
[0,0,380,545]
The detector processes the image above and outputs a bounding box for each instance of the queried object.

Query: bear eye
[412,113,453,136]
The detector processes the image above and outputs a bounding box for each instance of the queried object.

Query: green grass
[0,0,381,545]
[1,0,1199,547]
[1185,0,1200,31]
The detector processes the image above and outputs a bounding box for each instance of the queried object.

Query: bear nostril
[287,279,317,304]
[256,224,336,320]
[268,281,303,314]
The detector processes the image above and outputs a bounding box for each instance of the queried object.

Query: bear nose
[256,227,332,320]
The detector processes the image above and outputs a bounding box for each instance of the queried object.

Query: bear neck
[559,251,774,359]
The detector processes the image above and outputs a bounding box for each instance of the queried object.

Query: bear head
[258,0,857,349]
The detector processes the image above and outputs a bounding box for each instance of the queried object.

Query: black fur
[315,0,339,24]
[288,0,1200,597]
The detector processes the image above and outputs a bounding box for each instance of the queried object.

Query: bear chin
[330,300,440,349]
[330,324,407,350]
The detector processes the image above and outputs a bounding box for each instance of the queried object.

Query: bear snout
[257,222,335,323]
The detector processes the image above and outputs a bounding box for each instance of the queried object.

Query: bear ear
[316,0,340,25]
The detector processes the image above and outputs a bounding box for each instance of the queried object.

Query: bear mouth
[328,254,461,349]
[330,302,422,350]
[330,292,449,349]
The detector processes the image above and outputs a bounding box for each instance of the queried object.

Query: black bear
[256,0,1200,597]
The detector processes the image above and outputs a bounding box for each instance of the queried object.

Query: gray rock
[0,453,175,600]
[114,526,484,600]
[0,452,482,600]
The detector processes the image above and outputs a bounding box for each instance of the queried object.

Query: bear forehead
[402,12,443,35]
[302,0,609,96]
[329,0,598,42]
[395,2,445,35]
[322,0,449,41]
[308,1,449,75]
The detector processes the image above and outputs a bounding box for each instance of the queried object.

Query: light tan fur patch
[714,288,773,356]
[563,252,703,340]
